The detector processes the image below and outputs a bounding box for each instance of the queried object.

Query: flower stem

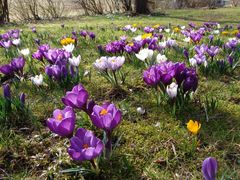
[112,71,118,87]
[105,132,112,160]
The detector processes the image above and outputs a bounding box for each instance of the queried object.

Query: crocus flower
[157,61,176,85]
[80,30,88,37]
[69,55,81,67]
[47,106,76,137]
[156,54,167,63]
[207,46,220,58]
[68,128,104,161]
[93,57,108,71]
[0,40,12,48]
[12,38,21,46]
[135,48,153,61]
[62,84,89,110]
[183,68,198,92]
[90,103,122,133]
[88,32,96,39]
[190,32,202,43]
[19,48,30,56]
[30,74,43,86]
[10,57,25,73]
[166,82,178,99]
[3,84,11,99]
[143,66,160,86]
[186,119,201,135]
[136,107,145,115]
[63,43,75,53]
[107,56,125,71]
[0,64,14,76]
[202,157,218,180]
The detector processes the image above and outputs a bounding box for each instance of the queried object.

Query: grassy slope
[0,8,240,179]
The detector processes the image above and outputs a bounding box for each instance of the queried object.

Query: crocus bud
[3,84,11,99]
[20,93,25,105]
[202,157,218,180]
[183,48,189,59]
[166,82,178,99]
[137,107,145,115]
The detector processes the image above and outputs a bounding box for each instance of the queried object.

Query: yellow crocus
[60,38,75,46]
[173,27,180,33]
[187,120,201,135]
[221,31,229,36]
[153,24,160,29]
[132,23,137,28]
[231,30,239,36]
[142,33,152,39]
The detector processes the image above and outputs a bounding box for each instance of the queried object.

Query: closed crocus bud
[166,82,178,99]
[202,157,218,180]
[183,48,189,59]
[88,32,96,39]
[3,84,11,99]
[20,93,25,105]
[62,84,89,110]
[137,107,145,115]
[47,106,76,137]
[35,38,41,45]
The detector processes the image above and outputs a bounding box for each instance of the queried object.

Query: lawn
[0,8,240,179]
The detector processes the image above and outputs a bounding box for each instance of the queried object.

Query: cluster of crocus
[123,24,137,32]
[32,44,81,83]
[93,56,125,87]
[0,56,25,77]
[46,84,122,170]
[143,61,198,111]
[0,29,21,48]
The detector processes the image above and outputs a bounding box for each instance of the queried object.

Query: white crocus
[93,57,108,71]
[166,82,178,99]
[30,74,43,86]
[183,37,191,43]
[181,26,186,30]
[130,27,137,32]
[19,48,30,56]
[189,58,197,67]
[136,107,145,115]
[159,41,167,48]
[213,30,220,35]
[165,29,171,33]
[63,43,75,53]
[69,55,81,67]
[135,48,153,61]
[134,35,142,41]
[156,54,167,63]
[12,38,21,46]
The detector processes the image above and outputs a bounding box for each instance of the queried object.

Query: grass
[0,7,240,179]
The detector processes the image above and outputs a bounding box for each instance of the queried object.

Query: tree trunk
[0,0,9,24]
[135,0,149,14]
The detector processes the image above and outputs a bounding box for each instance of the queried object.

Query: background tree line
[0,0,239,24]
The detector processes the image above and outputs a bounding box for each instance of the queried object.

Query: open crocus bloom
[202,157,218,180]
[68,128,104,161]
[91,103,122,132]
[135,48,153,61]
[62,84,89,109]
[107,56,125,71]
[187,119,201,135]
[93,57,108,71]
[47,106,76,137]
[69,55,81,67]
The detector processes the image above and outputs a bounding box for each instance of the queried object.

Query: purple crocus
[62,84,89,110]
[10,57,25,73]
[0,64,14,76]
[91,103,122,133]
[3,84,11,99]
[68,128,104,161]
[207,46,220,58]
[46,106,76,137]
[88,32,96,39]
[202,157,218,180]
[80,30,88,38]
[143,66,161,86]
[190,32,202,43]
[157,61,176,85]
[144,26,154,33]
[0,40,12,48]
[183,68,198,93]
